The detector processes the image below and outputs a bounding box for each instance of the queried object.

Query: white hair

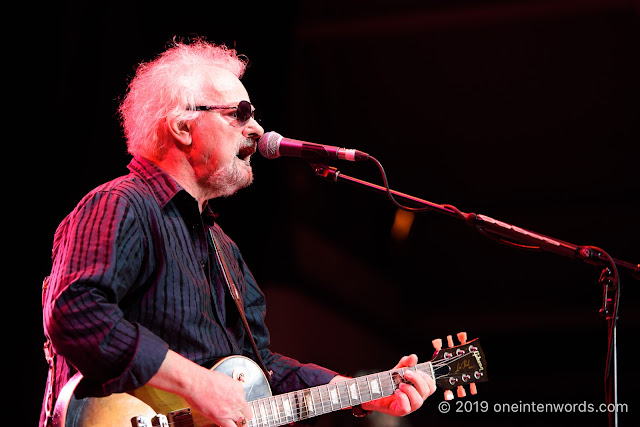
[118,38,248,158]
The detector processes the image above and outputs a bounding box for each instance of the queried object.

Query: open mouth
[237,141,257,162]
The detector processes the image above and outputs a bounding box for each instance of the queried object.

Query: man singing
[41,38,435,427]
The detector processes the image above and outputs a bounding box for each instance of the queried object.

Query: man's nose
[243,116,264,140]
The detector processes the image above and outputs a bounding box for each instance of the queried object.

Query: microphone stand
[310,163,639,427]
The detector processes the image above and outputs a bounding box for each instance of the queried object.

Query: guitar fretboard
[248,362,434,427]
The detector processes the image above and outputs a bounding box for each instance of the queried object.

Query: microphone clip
[310,163,341,183]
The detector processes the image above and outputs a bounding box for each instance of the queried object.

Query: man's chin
[225,171,254,197]
[237,163,254,189]
[207,163,254,198]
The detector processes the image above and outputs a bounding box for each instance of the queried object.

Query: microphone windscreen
[258,132,283,159]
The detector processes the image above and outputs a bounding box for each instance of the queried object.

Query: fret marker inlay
[371,378,381,395]
[283,398,292,417]
[349,383,358,400]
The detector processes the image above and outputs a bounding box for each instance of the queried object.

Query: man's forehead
[201,66,248,102]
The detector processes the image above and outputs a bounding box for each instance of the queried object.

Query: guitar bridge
[167,408,194,427]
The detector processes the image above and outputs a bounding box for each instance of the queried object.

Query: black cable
[368,156,468,218]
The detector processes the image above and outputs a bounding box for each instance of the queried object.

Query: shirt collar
[127,156,218,224]
[127,156,184,209]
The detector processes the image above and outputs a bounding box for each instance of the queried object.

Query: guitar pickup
[131,416,151,427]
[131,414,171,427]
[152,414,169,426]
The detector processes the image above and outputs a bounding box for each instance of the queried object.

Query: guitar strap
[42,276,56,427]
[209,228,272,381]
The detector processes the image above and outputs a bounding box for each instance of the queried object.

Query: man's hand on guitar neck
[331,354,436,417]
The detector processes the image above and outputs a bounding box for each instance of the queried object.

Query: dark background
[22,0,638,426]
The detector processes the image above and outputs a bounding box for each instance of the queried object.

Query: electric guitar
[51,333,487,426]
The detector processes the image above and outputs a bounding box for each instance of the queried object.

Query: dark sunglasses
[189,100,256,125]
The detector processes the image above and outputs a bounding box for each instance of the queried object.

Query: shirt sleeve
[231,237,339,395]
[43,189,169,396]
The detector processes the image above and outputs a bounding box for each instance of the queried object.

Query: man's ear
[166,116,192,147]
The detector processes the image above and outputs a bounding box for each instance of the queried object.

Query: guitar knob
[232,368,247,382]
[432,338,442,351]
[446,335,454,348]
[457,332,467,344]
[457,385,466,398]
[470,383,478,395]
[444,390,455,401]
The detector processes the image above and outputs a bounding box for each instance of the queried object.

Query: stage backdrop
[24,1,638,426]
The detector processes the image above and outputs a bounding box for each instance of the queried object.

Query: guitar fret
[421,361,435,380]
[385,370,397,395]
[310,387,322,416]
[245,362,435,427]
[290,392,299,422]
[317,385,328,415]
[364,376,373,402]
[272,395,280,424]
[282,394,293,422]
[258,401,268,426]
[269,398,278,425]
[323,384,332,413]
[357,376,370,403]
[339,380,351,408]
[321,386,330,414]
[299,390,308,420]
[278,397,285,424]
[249,401,259,427]
[249,401,258,427]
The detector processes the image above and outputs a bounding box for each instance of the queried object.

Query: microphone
[258,132,370,162]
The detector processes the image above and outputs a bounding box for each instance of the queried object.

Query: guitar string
[146,353,479,427]
[255,352,481,426]
[234,356,473,427]
[244,355,476,426]
[151,370,409,427]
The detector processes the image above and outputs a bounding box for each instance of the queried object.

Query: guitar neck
[248,362,434,426]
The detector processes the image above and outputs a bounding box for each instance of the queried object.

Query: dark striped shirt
[42,156,337,418]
